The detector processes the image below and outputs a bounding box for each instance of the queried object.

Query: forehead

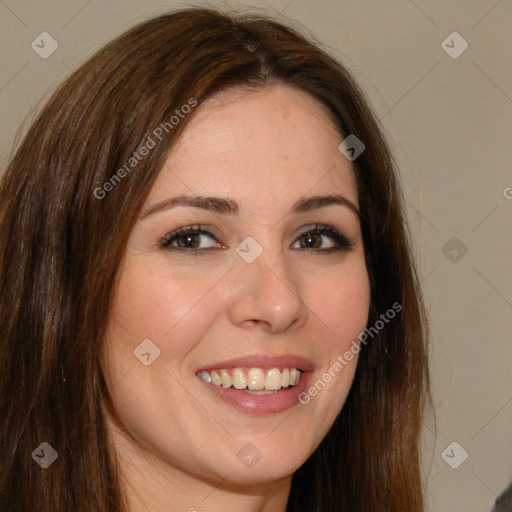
[147,85,358,209]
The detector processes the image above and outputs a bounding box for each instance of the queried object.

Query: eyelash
[159,224,354,256]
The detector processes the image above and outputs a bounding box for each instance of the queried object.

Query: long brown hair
[0,7,431,511]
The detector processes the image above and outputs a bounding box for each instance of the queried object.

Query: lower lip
[199,373,311,415]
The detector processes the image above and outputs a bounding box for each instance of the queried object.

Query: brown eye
[174,231,202,249]
[292,225,354,253]
[160,225,223,253]
[298,232,330,249]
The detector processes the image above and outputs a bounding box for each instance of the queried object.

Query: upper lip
[196,354,315,372]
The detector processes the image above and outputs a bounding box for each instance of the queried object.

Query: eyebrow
[140,193,360,220]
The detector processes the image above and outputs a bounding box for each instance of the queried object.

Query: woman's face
[102,85,370,489]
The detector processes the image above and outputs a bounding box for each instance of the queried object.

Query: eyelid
[160,223,354,254]
[294,224,355,251]
[160,224,225,250]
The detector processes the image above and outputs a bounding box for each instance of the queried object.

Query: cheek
[111,260,227,342]
[102,259,234,397]
[295,264,369,427]
[300,260,370,394]
[303,261,371,345]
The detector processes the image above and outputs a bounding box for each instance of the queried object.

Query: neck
[121,457,292,512]
[123,474,291,512]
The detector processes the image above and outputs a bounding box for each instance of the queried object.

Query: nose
[226,244,308,335]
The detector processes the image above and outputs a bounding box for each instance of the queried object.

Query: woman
[0,7,432,511]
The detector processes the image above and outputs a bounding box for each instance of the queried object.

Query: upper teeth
[198,368,301,390]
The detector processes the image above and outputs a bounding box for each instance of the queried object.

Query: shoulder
[494,482,512,512]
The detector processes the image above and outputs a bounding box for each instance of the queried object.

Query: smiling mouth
[197,367,302,393]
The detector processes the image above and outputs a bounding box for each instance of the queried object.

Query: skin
[101,84,371,512]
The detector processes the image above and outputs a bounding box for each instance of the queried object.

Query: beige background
[1,1,511,510]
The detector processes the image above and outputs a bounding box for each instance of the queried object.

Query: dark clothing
[494,483,512,512]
